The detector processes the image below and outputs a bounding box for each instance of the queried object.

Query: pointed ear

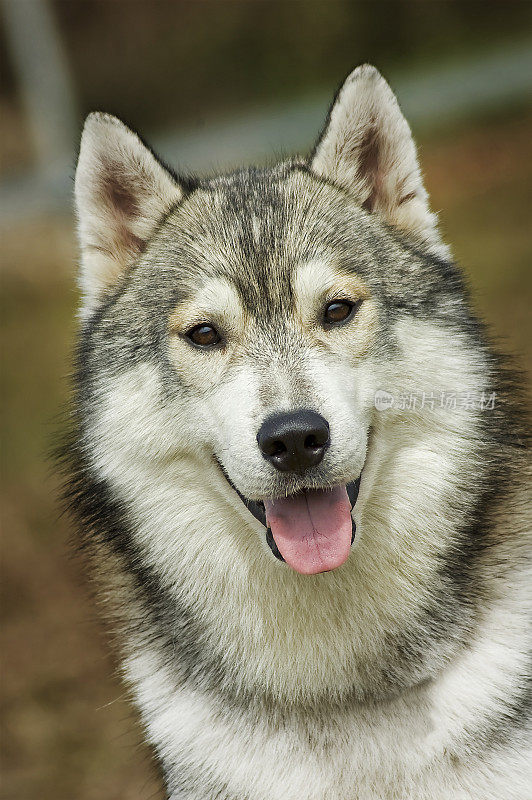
[75,113,184,312]
[310,65,447,256]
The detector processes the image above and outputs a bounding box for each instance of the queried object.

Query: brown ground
[1,112,531,800]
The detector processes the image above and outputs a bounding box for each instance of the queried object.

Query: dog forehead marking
[251,215,262,243]
[168,276,246,332]
[293,260,370,306]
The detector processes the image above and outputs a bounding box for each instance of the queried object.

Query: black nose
[257,410,330,473]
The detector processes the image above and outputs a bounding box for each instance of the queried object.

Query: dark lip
[216,460,361,563]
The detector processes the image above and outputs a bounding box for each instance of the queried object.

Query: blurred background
[1,1,531,798]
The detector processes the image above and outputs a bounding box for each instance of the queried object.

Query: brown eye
[186,323,221,348]
[323,300,357,326]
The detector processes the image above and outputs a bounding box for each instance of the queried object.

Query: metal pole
[1,0,78,178]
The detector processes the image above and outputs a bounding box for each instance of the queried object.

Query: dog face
[162,171,380,501]
[74,66,482,576]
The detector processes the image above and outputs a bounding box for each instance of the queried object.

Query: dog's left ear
[75,113,184,314]
[311,65,447,256]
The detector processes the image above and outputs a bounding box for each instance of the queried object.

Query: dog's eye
[186,324,221,348]
[323,300,357,326]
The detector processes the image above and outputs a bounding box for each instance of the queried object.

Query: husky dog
[66,65,531,799]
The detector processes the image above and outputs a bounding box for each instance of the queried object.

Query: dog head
[74,66,482,577]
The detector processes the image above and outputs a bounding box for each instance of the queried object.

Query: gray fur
[65,65,531,798]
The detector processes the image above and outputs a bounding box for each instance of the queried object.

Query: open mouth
[221,467,361,575]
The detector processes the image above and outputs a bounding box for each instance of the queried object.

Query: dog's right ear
[310,65,448,257]
[75,113,184,314]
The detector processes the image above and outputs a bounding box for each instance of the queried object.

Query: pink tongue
[263,486,353,575]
